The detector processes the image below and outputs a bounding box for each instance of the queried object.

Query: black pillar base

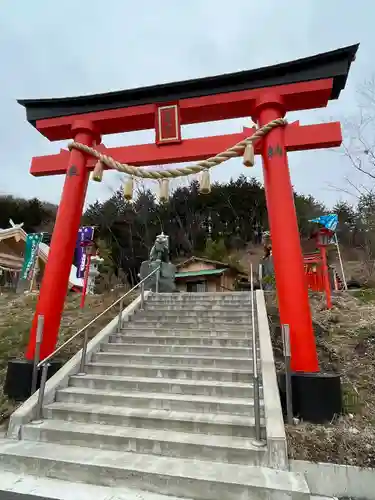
[3,359,63,402]
[278,371,342,424]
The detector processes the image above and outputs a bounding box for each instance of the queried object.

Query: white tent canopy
[0,226,83,289]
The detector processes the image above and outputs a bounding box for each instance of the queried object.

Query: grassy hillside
[0,289,135,423]
[267,289,375,467]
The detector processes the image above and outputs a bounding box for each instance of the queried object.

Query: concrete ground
[0,493,54,500]
[0,468,341,500]
[0,469,193,500]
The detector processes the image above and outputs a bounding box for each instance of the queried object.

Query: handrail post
[253,370,262,444]
[282,324,294,425]
[31,314,44,395]
[258,263,263,290]
[250,264,266,447]
[77,328,89,376]
[117,299,124,333]
[140,282,145,310]
[155,267,160,294]
[33,362,49,423]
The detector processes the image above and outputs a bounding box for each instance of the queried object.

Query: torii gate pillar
[255,94,318,371]
[26,121,100,360]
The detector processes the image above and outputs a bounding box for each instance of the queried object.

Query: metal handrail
[250,263,264,446]
[33,266,160,422]
[37,266,160,369]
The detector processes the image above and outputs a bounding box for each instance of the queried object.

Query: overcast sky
[0,0,373,210]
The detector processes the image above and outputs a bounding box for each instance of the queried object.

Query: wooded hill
[1,175,374,285]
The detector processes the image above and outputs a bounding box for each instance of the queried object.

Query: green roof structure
[175,268,227,278]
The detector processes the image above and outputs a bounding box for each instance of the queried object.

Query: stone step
[22,420,267,466]
[101,342,252,357]
[145,305,252,311]
[55,387,261,416]
[146,301,252,306]
[146,301,251,306]
[69,374,258,398]
[146,293,252,307]
[139,310,251,317]
[151,292,251,295]
[92,351,254,369]
[124,322,251,331]
[44,402,265,437]
[129,317,252,324]
[109,334,251,347]
[151,291,251,295]
[120,327,251,337]
[0,440,310,500]
[148,292,251,300]
[145,303,252,309]
[85,362,255,383]
[147,301,252,306]
[133,315,252,323]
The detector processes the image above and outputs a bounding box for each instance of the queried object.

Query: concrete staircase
[0,292,310,499]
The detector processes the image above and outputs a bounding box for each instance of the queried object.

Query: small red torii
[18,44,358,372]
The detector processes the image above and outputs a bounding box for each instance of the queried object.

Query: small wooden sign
[155,104,181,145]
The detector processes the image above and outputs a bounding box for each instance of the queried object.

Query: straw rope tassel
[199,169,211,194]
[243,143,255,167]
[123,176,134,200]
[92,161,104,182]
[159,178,169,202]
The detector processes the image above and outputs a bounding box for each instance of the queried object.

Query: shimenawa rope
[68,118,287,182]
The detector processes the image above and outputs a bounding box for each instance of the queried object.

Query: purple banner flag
[74,227,94,278]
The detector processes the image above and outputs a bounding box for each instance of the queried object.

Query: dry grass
[266,290,375,467]
[0,288,136,424]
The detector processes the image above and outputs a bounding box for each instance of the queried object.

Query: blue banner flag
[309,214,338,232]
[74,227,95,278]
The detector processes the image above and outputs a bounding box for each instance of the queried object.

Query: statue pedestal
[4,359,63,401]
[140,259,176,292]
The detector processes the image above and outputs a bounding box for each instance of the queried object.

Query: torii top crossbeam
[20,43,357,139]
[19,43,358,371]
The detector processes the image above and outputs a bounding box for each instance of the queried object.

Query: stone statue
[261,231,274,290]
[87,254,104,295]
[140,232,176,292]
[149,232,170,263]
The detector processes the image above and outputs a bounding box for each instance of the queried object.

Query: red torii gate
[19,44,358,372]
